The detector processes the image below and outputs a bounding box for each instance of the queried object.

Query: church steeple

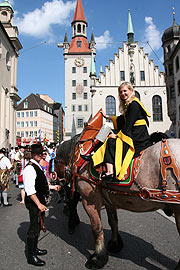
[71,0,87,39]
[69,0,90,54]
[127,9,134,44]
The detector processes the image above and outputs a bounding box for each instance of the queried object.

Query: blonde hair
[118,82,135,114]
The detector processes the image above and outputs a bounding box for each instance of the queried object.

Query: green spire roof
[90,52,96,77]
[127,9,134,34]
[0,0,13,10]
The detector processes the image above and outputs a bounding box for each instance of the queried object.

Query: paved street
[0,180,180,270]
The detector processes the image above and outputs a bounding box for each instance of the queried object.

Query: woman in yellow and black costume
[92,82,152,181]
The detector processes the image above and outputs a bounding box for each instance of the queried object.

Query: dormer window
[77,24,81,33]
[24,102,28,109]
[77,39,82,48]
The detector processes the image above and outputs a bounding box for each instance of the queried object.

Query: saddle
[72,109,180,204]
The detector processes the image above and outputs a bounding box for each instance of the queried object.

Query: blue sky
[5,0,180,107]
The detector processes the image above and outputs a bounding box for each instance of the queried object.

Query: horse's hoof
[85,249,108,269]
[107,234,124,253]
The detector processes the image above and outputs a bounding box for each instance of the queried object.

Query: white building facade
[0,0,22,148]
[61,0,172,139]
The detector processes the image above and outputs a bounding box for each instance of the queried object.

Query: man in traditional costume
[23,143,49,266]
[0,148,12,206]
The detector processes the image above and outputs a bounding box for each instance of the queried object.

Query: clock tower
[59,0,96,139]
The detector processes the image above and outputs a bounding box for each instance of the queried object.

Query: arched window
[176,56,179,72]
[135,91,140,100]
[152,95,163,122]
[106,96,116,121]
[83,25,85,34]
[77,24,81,33]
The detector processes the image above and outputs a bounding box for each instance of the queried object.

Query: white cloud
[14,0,76,38]
[144,16,161,53]
[9,0,14,5]
[95,30,112,51]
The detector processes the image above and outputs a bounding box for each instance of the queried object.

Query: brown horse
[55,129,180,269]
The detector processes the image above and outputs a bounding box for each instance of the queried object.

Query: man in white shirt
[0,148,13,206]
[23,143,49,267]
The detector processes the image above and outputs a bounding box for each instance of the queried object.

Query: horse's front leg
[82,197,108,269]
[105,205,124,253]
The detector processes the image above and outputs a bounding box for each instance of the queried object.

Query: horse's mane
[56,134,81,165]
[150,132,169,144]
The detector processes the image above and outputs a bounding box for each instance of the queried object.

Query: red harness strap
[160,139,180,192]
[38,211,47,232]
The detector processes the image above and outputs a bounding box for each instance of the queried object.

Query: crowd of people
[0,143,60,207]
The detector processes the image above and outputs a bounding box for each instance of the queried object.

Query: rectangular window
[77,118,83,128]
[17,112,20,118]
[21,131,24,137]
[78,105,82,111]
[34,131,37,137]
[30,131,33,137]
[25,131,28,137]
[34,111,37,117]
[120,71,125,81]
[34,121,37,127]
[21,112,24,117]
[26,111,29,117]
[77,40,82,48]
[140,71,145,81]
[17,132,20,136]
[25,121,28,127]
[17,122,20,128]
[83,67,87,73]
[30,121,33,127]
[83,92,88,99]
[170,86,175,98]
[72,67,76,73]
[169,64,174,76]
[84,105,88,111]
[72,105,76,112]
[83,80,87,86]
[72,80,76,87]
[21,122,24,127]
[30,111,33,117]
[72,93,76,100]
[24,102,28,109]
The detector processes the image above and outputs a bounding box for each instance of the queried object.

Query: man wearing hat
[0,148,12,206]
[23,143,49,266]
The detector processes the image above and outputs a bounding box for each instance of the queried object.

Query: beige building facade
[16,93,64,145]
[0,0,22,148]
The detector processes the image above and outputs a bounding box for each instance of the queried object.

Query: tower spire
[72,0,87,24]
[127,9,134,44]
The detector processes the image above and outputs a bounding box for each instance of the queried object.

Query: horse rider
[23,143,49,266]
[83,82,152,181]
[0,148,13,206]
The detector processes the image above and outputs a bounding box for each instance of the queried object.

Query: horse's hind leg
[82,198,108,269]
[105,205,124,253]
[169,205,180,270]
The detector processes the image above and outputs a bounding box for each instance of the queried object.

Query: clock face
[74,57,84,67]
